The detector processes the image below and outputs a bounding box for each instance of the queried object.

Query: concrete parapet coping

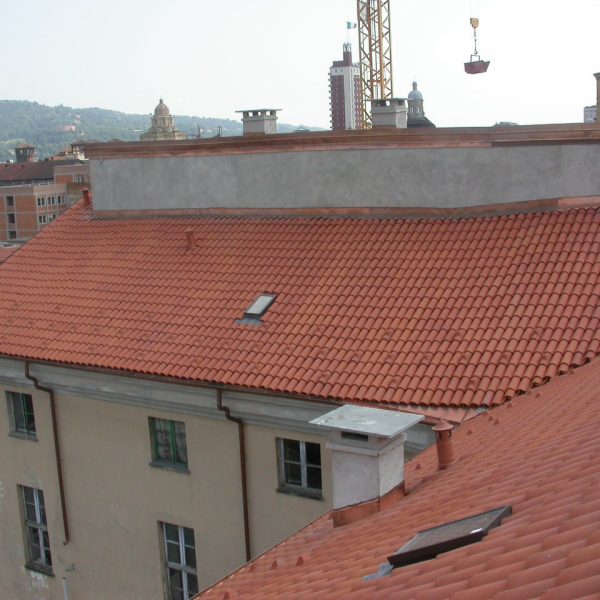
[84,122,600,161]
[91,195,600,220]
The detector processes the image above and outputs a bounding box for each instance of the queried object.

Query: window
[20,486,52,574]
[6,391,36,438]
[6,195,14,208]
[237,293,277,325]
[8,231,17,240]
[149,418,188,470]
[57,196,63,205]
[386,505,512,569]
[7,213,15,224]
[277,438,322,498]
[36,197,45,207]
[161,522,198,600]
[245,293,276,318]
[38,214,47,225]
[74,175,85,184]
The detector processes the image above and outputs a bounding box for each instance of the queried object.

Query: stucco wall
[0,366,335,600]
[90,144,600,212]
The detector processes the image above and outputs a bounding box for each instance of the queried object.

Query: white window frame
[38,214,47,225]
[36,197,45,207]
[277,438,322,499]
[161,522,198,600]
[20,486,52,573]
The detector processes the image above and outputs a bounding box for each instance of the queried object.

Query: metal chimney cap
[310,405,423,438]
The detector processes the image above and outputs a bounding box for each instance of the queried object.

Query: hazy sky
[1,0,599,128]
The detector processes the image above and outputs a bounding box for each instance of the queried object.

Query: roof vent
[185,229,196,249]
[433,420,456,469]
[311,405,423,526]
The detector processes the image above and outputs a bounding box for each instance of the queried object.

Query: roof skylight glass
[387,505,512,568]
[244,294,277,319]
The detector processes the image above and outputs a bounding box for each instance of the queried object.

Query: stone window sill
[276,486,324,501]
[25,563,53,577]
[149,461,190,474]
[8,431,38,442]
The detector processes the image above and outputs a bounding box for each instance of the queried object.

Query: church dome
[154,99,171,117]
[408,81,423,100]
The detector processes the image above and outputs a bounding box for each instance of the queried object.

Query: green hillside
[0,100,316,162]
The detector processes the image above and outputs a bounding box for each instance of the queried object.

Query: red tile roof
[198,358,600,599]
[0,202,598,413]
[0,159,82,184]
[0,245,19,263]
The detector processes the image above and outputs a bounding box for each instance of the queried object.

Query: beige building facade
[0,358,340,598]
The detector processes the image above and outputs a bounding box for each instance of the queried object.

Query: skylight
[245,294,276,318]
[236,294,277,325]
[387,505,512,569]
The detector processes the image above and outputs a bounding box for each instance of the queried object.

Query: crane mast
[357,0,394,128]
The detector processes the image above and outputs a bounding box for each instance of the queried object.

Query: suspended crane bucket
[465,17,490,74]
[465,56,490,74]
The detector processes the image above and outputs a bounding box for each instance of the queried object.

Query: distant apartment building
[0,144,89,242]
[329,43,363,131]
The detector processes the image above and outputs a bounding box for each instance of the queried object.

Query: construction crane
[357,0,394,128]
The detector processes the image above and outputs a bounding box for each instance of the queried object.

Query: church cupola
[407,81,424,119]
[140,99,187,141]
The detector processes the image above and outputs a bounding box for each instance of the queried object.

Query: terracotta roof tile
[0,245,20,263]
[197,358,600,599]
[0,203,599,414]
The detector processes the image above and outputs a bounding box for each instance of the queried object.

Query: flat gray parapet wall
[87,128,600,212]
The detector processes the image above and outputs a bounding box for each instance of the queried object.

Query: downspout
[216,389,251,562]
[24,362,70,545]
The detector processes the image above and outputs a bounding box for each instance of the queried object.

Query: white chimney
[236,108,280,135]
[311,405,423,526]
[371,98,408,129]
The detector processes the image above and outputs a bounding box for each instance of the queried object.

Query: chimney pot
[433,420,456,469]
[82,189,91,206]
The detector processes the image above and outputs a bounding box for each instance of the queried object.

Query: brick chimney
[311,405,423,526]
[371,98,408,129]
[237,109,280,135]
